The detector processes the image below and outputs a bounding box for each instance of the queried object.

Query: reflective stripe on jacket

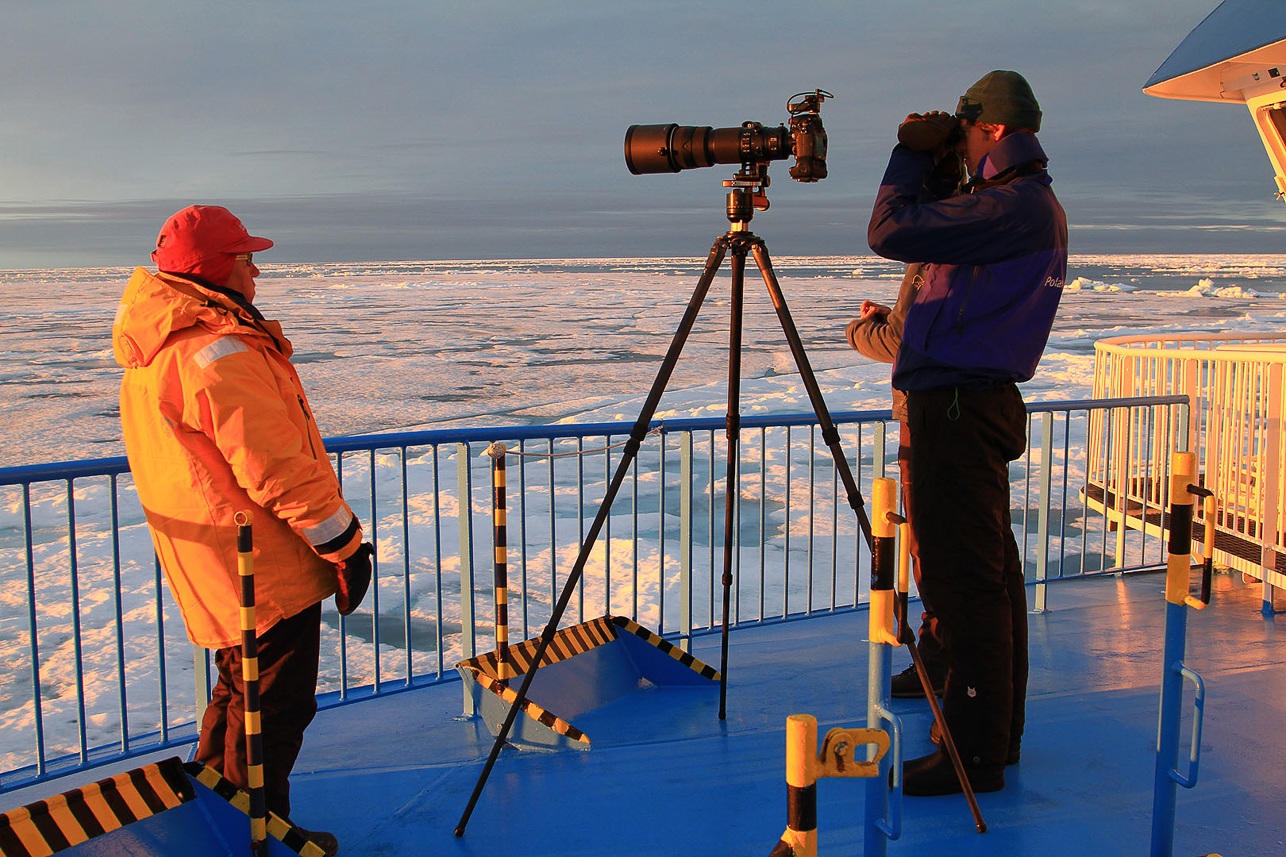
[113,267,362,648]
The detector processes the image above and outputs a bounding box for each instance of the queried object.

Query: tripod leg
[718,242,747,721]
[749,241,874,549]
[456,236,730,837]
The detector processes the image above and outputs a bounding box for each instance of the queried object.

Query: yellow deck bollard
[768,713,889,857]
[868,478,900,648]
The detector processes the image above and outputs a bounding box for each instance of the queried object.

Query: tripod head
[724,162,771,228]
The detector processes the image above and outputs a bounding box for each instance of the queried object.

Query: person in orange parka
[113,205,371,856]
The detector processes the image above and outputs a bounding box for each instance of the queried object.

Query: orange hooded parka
[113,268,363,649]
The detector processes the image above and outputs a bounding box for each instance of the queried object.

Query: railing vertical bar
[433,445,445,679]
[831,435,839,611]
[1058,411,1073,581]
[548,439,557,626]
[337,453,351,697]
[758,427,767,623]
[109,475,129,751]
[1022,412,1034,571]
[369,448,381,694]
[783,425,792,619]
[857,425,867,606]
[604,434,612,618]
[680,431,693,644]
[152,552,168,744]
[23,483,47,776]
[1094,403,1109,576]
[1036,413,1053,613]
[632,441,639,622]
[1141,404,1156,568]
[577,436,585,623]
[519,439,530,640]
[1113,407,1134,572]
[65,481,88,762]
[401,448,412,686]
[734,427,742,627]
[659,433,667,635]
[806,427,816,615]
[457,442,475,661]
[708,432,716,630]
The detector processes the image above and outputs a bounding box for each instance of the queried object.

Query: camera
[624,90,831,182]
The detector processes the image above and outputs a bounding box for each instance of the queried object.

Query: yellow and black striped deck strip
[611,616,722,680]
[0,756,193,857]
[460,615,618,681]
[186,762,327,856]
[473,673,591,745]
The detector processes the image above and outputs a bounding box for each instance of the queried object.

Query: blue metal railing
[0,395,1189,792]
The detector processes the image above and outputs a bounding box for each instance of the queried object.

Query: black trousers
[897,419,946,670]
[195,602,322,819]
[905,384,1028,767]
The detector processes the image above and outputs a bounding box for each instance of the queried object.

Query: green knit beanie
[955,70,1042,131]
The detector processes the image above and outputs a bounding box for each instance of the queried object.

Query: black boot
[929,718,1021,765]
[890,663,945,699]
[897,749,1004,797]
[296,828,339,856]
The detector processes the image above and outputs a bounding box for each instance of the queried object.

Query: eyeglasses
[235,253,254,264]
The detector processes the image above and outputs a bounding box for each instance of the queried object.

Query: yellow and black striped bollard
[235,511,266,854]
[768,714,889,857]
[488,443,513,687]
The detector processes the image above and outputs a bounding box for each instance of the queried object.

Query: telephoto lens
[624,123,790,174]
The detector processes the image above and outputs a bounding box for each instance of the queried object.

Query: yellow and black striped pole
[235,511,266,853]
[768,713,889,857]
[1151,450,1212,856]
[488,443,513,687]
[1189,492,1216,609]
[771,713,819,857]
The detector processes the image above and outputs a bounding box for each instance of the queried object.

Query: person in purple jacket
[867,70,1068,796]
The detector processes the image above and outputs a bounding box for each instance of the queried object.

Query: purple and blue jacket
[867,132,1068,392]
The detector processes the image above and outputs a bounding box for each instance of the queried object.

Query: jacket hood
[113,267,289,369]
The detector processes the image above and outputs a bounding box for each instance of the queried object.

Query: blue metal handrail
[0,396,1189,793]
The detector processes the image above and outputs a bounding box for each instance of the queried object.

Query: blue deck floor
[6,570,1283,856]
[287,570,1284,856]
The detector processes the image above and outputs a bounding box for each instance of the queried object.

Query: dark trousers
[196,602,322,819]
[898,419,946,670]
[905,384,1028,767]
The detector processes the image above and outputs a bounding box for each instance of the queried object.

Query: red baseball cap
[151,205,273,286]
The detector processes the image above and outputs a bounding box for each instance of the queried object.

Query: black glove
[335,541,373,616]
[897,111,958,152]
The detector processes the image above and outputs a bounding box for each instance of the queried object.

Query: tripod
[457,165,880,836]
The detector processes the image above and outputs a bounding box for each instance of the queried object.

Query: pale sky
[1,0,1282,268]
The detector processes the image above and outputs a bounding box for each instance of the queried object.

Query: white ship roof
[1144,0,1286,102]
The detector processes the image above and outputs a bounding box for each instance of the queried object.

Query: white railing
[1090,333,1286,594]
[0,398,1188,793]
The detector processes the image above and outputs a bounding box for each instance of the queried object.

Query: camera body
[624,90,831,182]
[786,90,828,181]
